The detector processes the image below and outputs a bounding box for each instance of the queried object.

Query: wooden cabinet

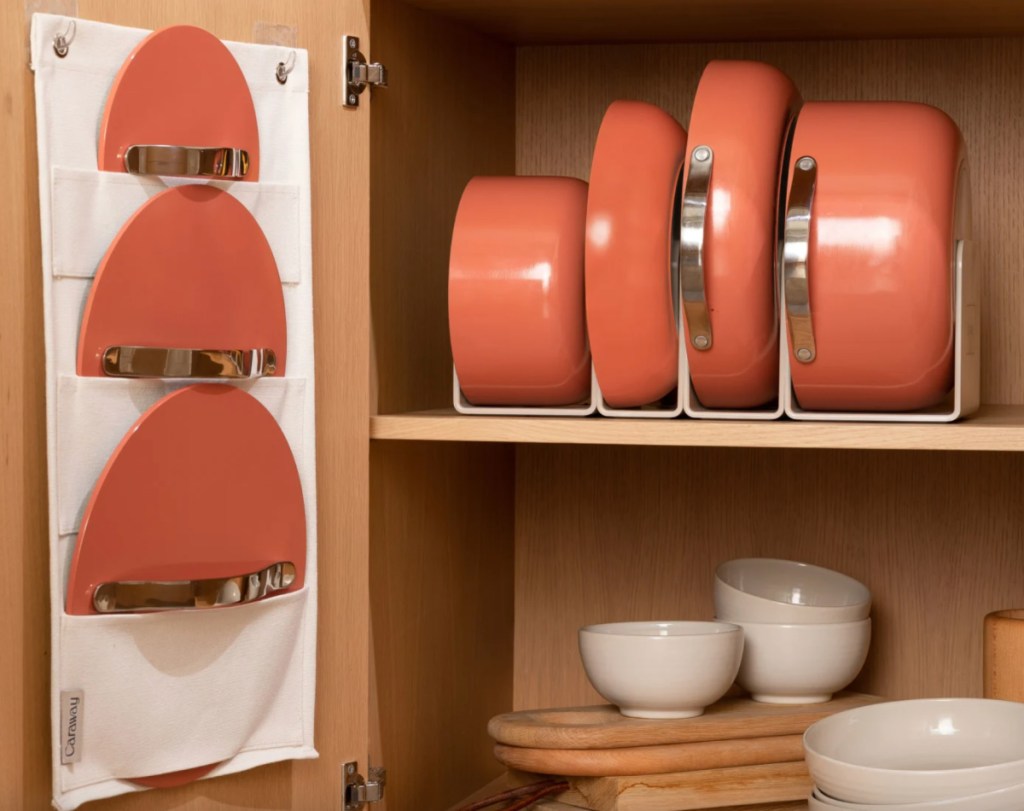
[4,1,1024,809]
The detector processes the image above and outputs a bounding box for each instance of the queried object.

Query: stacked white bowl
[578,620,744,718]
[805,698,1024,809]
[714,558,872,703]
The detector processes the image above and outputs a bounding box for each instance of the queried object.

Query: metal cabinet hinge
[343,35,388,108]
[343,762,386,810]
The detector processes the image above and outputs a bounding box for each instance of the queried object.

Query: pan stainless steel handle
[102,346,277,379]
[92,561,297,613]
[123,145,250,178]
[680,145,714,351]
[783,155,818,364]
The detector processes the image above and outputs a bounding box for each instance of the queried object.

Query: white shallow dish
[715,558,871,623]
[810,781,1024,811]
[804,698,1024,804]
[732,618,870,703]
[578,621,743,719]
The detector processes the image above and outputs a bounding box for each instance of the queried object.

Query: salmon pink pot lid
[449,176,591,407]
[66,384,305,786]
[98,25,259,179]
[585,100,687,409]
[76,185,287,378]
[681,61,800,410]
[66,384,305,615]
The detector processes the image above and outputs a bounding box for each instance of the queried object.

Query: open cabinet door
[0,1,371,808]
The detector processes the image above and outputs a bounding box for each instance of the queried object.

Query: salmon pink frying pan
[681,61,800,409]
[98,25,259,180]
[449,176,591,407]
[77,185,286,379]
[782,102,965,412]
[585,100,687,409]
[67,384,305,786]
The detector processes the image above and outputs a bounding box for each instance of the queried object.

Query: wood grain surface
[489,694,877,749]
[553,763,811,811]
[2,0,371,809]
[370,0,515,415]
[538,804,807,811]
[983,609,1024,701]
[493,734,804,777]
[403,0,1024,45]
[513,445,1024,711]
[458,774,809,811]
[371,441,516,810]
[370,406,1024,451]
[1,2,48,808]
[517,37,1024,408]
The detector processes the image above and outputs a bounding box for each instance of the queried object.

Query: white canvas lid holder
[30,14,318,809]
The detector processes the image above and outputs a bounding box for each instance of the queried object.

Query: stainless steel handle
[92,561,297,613]
[102,347,277,379]
[123,145,251,178]
[680,145,714,351]
[783,155,818,364]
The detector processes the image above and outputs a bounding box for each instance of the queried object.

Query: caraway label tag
[60,689,83,764]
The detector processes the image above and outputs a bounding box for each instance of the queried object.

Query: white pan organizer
[31,14,317,810]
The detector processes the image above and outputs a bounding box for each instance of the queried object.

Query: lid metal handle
[783,155,818,364]
[102,347,277,379]
[123,145,250,179]
[681,145,714,351]
[92,561,297,613]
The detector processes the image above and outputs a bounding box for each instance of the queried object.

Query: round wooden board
[488,692,880,750]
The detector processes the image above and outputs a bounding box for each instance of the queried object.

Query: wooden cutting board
[489,692,879,750]
[536,803,807,811]
[537,804,807,811]
[514,763,811,811]
[494,734,803,776]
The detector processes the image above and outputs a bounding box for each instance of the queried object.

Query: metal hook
[275,50,296,84]
[53,19,76,58]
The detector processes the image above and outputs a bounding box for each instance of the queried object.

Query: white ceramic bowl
[578,621,743,719]
[810,781,1024,811]
[732,618,870,703]
[715,558,871,623]
[804,698,1024,804]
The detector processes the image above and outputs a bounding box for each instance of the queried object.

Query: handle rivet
[797,157,816,172]
[693,335,710,349]
[796,347,813,362]
[693,146,710,162]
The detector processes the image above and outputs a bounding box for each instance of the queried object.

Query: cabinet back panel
[371,0,515,415]
[517,37,1024,405]
[514,445,1024,709]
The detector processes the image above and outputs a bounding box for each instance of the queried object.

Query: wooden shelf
[404,0,1024,44]
[371,405,1024,452]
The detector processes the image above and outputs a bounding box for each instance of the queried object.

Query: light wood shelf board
[403,0,1024,45]
[371,406,1024,452]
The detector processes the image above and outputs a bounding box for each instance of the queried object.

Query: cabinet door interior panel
[517,37,1024,406]
[370,0,516,415]
[371,441,516,811]
[0,2,48,807]
[3,0,370,808]
[514,445,1024,710]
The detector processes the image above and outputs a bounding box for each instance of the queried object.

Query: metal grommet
[276,50,296,84]
[53,20,76,58]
